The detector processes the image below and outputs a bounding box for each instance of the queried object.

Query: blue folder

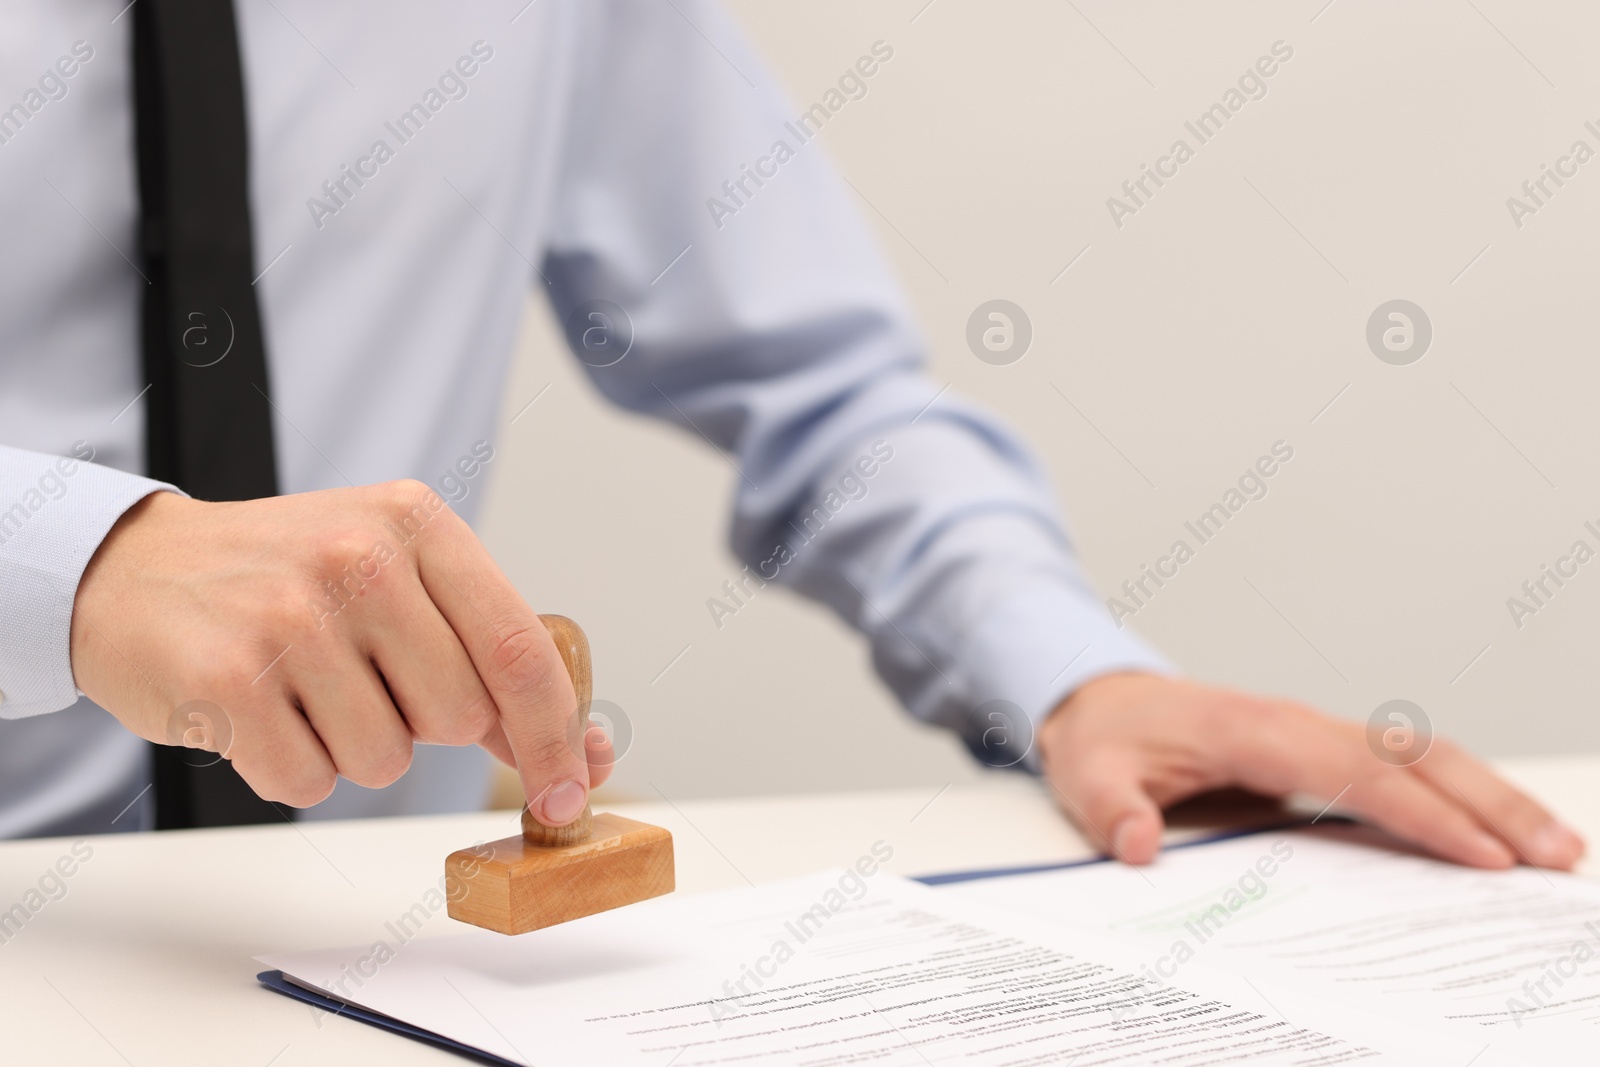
[913,817,1322,885]
[257,969,518,1066]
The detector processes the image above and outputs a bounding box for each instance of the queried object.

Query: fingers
[364,572,618,802]
[1335,769,1515,869]
[225,686,339,808]
[1410,738,1585,870]
[364,594,495,746]
[1222,700,1572,871]
[1216,702,1514,867]
[1048,751,1166,864]
[584,725,616,791]
[480,721,616,796]
[293,647,414,790]
[414,509,590,828]
[478,720,516,768]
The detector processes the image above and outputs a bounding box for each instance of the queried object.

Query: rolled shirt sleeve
[0,444,177,719]
[540,1,1174,769]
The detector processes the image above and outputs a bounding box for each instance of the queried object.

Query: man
[0,1,1582,869]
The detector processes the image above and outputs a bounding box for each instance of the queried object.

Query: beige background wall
[479,0,1600,802]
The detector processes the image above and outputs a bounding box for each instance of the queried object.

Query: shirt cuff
[948,576,1177,772]
[0,446,180,719]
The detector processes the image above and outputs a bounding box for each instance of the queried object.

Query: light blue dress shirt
[0,0,1167,837]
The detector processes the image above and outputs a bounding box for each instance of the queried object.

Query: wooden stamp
[445,615,674,934]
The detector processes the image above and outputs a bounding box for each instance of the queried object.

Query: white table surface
[0,756,1593,1065]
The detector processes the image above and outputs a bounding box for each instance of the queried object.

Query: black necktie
[133,0,289,828]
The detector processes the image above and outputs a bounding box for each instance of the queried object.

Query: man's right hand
[68,481,612,823]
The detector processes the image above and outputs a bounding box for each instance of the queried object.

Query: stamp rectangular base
[445,813,674,935]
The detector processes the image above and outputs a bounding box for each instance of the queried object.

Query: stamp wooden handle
[521,614,593,847]
[447,612,674,934]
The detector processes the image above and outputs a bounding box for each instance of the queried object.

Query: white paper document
[951,824,1600,1064]
[259,866,1467,1064]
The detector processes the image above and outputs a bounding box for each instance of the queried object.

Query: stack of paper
[258,829,1526,1065]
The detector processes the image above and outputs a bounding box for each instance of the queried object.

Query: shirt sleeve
[538,0,1174,768]
[0,444,177,719]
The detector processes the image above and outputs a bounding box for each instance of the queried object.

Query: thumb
[1051,755,1165,865]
